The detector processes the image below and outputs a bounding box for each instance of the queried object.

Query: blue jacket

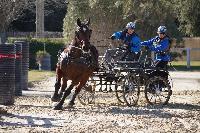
[112,30,141,53]
[141,36,171,61]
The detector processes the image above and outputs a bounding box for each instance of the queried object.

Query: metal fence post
[186,48,191,69]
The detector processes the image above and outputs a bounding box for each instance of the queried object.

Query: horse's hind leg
[53,84,74,110]
[68,87,81,107]
[68,80,87,107]
[51,65,62,102]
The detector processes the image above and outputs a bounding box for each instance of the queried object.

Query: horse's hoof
[66,104,74,108]
[51,98,59,102]
[67,102,75,108]
[51,95,60,102]
[53,104,63,110]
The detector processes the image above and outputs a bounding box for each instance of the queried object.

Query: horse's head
[74,18,92,52]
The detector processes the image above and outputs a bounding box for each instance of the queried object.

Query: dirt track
[0,71,200,133]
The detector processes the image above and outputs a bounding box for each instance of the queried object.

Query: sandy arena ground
[0,71,200,133]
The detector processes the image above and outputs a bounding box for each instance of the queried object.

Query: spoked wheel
[115,76,125,103]
[122,74,140,107]
[77,77,96,105]
[145,76,172,105]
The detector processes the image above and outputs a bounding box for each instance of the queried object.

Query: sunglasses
[128,28,135,30]
[158,32,165,35]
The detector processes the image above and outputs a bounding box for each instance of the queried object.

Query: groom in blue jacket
[141,26,171,69]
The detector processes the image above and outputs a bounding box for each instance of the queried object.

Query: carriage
[52,19,172,109]
[77,45,173,107]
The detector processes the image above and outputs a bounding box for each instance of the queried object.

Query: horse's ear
[86,18,90,26]
[77,18,82,27]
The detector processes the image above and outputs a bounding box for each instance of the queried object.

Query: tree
[173,0,200,37]
[63,0,186,60]
[63,0,182,43]
[63,0,124,44]
[0,0,27,43]
[44,0,67,31]
[88,0,124,44]
[63,0,91,42]
[121,0,182,39]
[9,0,67,32]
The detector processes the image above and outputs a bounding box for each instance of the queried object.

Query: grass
[171,61,200,66]
[170,61,200,71]
[28,70,55,83]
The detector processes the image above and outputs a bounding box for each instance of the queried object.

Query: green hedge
[8,38,65,70]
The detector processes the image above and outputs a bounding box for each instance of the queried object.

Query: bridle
[74,24,92,52]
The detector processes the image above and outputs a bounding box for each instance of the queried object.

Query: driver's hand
[109,36,115,40]
[119,44,128,50]
[123,44,129,48]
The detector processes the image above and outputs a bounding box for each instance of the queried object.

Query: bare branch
[0,0,28,32]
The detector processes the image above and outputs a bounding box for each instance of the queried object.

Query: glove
[110,36,115,40]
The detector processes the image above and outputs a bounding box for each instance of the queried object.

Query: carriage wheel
[122,74,140,107]
[77,77,96,105]
[144,76,172,105]
[115,77,125,103]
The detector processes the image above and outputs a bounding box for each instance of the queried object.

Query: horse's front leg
[51,65,62,102]
[58,77,67,99]
[53,84,74,110]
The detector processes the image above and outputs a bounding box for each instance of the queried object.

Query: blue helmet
[157,26,167,34]
[126,22,136,29]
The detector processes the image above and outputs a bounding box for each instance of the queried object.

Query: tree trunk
[0,32,7,44]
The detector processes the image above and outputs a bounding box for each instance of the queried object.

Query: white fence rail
[171,48,200,68]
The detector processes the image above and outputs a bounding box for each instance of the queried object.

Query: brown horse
[52,18,98,110]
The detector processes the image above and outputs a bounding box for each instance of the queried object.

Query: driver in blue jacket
[141,26,171,69]
[110,22,141,61]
